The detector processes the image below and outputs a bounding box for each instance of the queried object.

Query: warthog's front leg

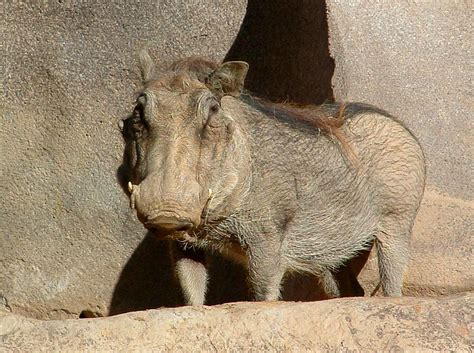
[173,244,208,306]
[247,235,285,301]
[319,268,341,298]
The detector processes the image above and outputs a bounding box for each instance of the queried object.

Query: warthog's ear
[206,61,249,98]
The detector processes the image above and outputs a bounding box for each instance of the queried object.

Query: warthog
[119,50,425,305]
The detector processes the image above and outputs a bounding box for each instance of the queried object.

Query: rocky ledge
[0,292,472,352]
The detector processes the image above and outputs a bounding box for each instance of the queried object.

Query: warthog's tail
[370,281,382,296]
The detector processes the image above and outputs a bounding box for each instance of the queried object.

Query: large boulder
[1,293,471,352]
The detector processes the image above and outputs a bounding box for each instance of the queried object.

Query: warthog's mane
[242,94,347,139]
[164,57,393,164]
[240,96,365,166]
[168,57,347,136]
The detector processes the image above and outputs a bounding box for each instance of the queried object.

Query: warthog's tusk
[208,188,212,198]
[128,182,139,209]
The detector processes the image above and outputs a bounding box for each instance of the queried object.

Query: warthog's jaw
[156,229,198,242]
[148,191,215,241]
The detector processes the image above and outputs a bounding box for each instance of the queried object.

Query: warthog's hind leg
[375,217,412,297]
[319,269,341,298]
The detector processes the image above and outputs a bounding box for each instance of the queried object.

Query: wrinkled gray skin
[120,50,425,304]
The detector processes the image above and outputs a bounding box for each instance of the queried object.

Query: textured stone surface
[1,293,472,352]
[326,0,473,296]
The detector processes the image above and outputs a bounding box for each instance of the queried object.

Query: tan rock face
[1,293,472,352]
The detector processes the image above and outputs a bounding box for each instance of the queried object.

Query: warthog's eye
[203,99,221,131]
[209,102,220,116]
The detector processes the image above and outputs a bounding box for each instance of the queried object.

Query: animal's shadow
[109,226,369,315]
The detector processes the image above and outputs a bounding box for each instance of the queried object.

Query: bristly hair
[241,95,359,168]
[167,57,347,135]
[164,57,362,166]
[169,57,218,83]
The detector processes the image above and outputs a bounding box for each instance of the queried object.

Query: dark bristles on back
[242,95,358,166]
[243,95,346,134]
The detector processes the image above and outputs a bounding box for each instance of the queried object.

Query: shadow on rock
[225,0,334,105]
[109,231,369,315]
[109,233,183,315]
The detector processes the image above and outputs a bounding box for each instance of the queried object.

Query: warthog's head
[120,50,250,234]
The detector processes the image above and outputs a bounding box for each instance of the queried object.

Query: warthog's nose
[145,213,194,231]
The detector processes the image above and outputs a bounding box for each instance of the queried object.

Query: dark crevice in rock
[79,310,103,319]
[225,0,334,105]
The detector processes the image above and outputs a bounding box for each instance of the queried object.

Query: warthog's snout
[128,176,202,232]
[144,212,195,232]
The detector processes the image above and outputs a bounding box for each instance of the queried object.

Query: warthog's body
[120,52,425,304]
